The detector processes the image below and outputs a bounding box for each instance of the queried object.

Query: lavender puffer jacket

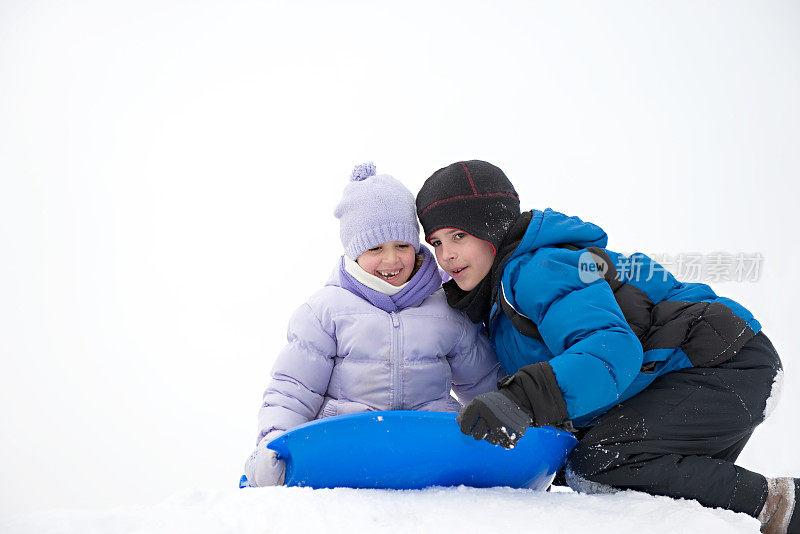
[255,269,502,444]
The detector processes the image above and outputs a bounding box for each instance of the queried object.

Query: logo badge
[578,251,608,284]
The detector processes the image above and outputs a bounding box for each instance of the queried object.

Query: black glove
[456,391,533,449]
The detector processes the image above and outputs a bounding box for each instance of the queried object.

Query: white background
[1,0,799,517]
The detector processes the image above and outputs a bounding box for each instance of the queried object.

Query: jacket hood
[511,208,608,259]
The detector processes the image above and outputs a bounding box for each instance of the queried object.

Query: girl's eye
[368,247,381,252]
[397,244,409,248]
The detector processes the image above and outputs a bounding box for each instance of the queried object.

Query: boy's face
[428,229,496,291]
[356,241,417,286]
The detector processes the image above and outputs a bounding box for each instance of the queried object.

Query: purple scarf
[338,246,443,313]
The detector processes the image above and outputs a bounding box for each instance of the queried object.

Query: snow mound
[763,369,784,420]
[1,485,760,534]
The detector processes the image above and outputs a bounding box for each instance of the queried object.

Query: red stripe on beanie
[417,191,519,217]
[459,161,477,195]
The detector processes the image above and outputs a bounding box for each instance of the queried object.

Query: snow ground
[0,486,760,534]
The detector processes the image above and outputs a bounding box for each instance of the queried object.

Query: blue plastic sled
[242,411,577,490]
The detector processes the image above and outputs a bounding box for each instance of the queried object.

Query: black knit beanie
[416,160,520,252]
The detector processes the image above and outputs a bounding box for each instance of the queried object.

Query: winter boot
[758,477,800,534]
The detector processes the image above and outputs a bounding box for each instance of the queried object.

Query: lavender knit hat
[334,162,421,260]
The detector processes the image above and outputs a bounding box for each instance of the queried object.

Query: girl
[244,162,501,487]
[416,160,797,534]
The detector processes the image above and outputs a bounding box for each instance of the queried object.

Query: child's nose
[441,243,456,261]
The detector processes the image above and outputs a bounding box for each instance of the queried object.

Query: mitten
[244,436,286,487]
[456,391,533,449]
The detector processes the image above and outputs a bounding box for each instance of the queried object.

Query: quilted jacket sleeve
[256,303,336,444]
[447,317,503,405]
[506,249,643,424]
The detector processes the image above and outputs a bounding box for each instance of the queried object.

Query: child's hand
[244,438,286,487]
[456,391,532,449]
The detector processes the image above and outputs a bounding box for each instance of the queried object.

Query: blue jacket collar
[508,208,609,262]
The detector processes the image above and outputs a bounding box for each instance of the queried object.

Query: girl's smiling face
[356,241,417,286]
[428,228,496,291]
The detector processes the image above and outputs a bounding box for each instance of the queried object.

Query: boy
[417,160,796,534]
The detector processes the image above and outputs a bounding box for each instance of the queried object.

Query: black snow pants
[564,330,782,517]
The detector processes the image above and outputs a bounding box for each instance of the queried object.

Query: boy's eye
[453,233,465,240]
[430,240,441,247]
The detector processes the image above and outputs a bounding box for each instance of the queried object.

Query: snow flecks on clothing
[763,369,784,420]
[499,426,517,441]
[714,325,749,362]
[576,442,624,475]
[758,477,795,532]
[717,372,754,424]
[565,465,620,495]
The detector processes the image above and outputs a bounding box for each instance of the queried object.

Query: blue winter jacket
[490,208,761,428]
